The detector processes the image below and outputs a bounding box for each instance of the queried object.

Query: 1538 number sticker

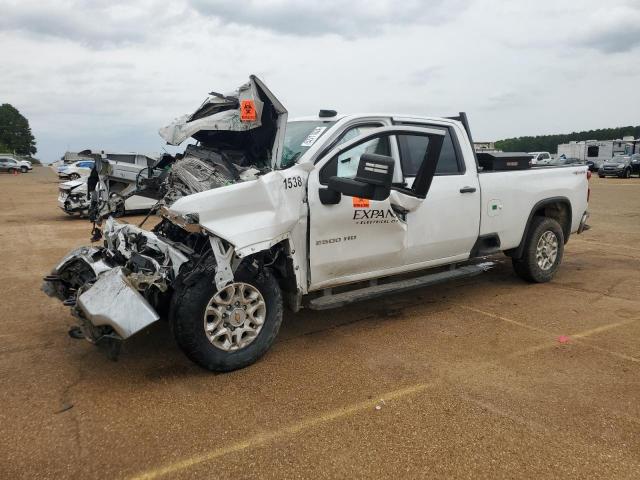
[283,176,303,189]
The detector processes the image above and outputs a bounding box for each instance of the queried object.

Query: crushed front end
[42,217,209,348]
[58,180,90,216]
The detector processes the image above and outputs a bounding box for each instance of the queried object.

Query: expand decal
[353,209,399,225]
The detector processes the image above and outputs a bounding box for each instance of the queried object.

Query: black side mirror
[327,153,394,201]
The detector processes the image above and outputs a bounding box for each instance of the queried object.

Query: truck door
[307,126,446,290]
[394,124,481,265]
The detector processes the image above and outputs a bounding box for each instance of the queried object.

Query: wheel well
[241,240,298,294]
[533,201,571,242]
[506,197,572,259]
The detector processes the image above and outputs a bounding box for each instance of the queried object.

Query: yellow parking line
[129,382,432,480]
[572,318,639,338]
[579,342,640,363]
[456,304,549,335]
[458,304,640,363]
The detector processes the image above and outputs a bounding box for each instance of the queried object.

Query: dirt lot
[1,167,639,479]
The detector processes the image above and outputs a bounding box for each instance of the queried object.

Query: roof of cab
[289,113,461,125]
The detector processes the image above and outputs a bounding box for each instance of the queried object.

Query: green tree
[0,104,37,155]
[495,125,640,154]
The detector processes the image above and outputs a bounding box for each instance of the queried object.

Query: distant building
[474,141,499,153]
[61,151,94,164]
[557,139,638,162]
[61,150,159,165]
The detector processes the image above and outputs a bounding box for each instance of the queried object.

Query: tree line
[0,103,37,157]
[495,125,640,153]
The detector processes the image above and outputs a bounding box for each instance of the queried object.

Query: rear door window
[397,128,462,177]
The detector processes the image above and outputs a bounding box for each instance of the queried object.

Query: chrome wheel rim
[203,282,266,352]
[536,230,558,271]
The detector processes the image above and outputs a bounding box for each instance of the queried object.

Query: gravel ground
[1,167,639,479]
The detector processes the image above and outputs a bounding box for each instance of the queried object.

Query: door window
[397,128,462,178]
[320,134,391,183]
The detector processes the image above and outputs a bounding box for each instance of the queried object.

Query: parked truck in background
[57,150,160,217]
[43,76,591,372]
[528,151,551,165]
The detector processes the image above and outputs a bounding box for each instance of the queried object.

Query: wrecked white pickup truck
[43,75,591,371]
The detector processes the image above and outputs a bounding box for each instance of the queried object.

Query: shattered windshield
[280,120,336,169]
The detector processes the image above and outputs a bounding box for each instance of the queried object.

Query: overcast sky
[1,0,639,162]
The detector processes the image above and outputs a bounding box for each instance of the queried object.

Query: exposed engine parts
[162,145,262,205]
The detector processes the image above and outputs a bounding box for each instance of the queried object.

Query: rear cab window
[394,124,464,187]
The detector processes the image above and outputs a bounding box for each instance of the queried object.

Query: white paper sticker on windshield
[301,127,327,147]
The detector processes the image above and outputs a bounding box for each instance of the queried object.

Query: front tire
[512,217,564,283]
[171,264,283,372]
[20,166,28,173]
[624,169,631,179]
[69,173,80,180]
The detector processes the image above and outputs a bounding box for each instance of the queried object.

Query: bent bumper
[43,218,189,343]
[76,267,160,339]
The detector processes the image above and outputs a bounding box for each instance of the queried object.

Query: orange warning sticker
[352,197,369,208]
[240,100,257,122]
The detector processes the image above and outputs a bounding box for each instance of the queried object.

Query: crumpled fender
[167,163,312,257]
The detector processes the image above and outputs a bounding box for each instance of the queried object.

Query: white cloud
[0,0,638,162]
[189,0,471,37]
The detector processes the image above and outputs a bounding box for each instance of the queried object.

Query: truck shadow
[110,259,518,383]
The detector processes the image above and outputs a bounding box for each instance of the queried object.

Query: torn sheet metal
[55,246,112,279]
[77,267,160,339]
[104,217,188,278]
[158,75,287,171]
[58,179,90,215]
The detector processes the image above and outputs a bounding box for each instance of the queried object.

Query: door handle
[459,186,477,193]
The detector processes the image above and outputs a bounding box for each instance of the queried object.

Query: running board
[308,262,494,310]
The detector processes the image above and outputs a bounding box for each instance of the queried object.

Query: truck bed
[478,165,589,250]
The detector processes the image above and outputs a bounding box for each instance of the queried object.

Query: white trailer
[557,140,629,162]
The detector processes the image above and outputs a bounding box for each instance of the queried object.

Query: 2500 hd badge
[316,235,357,246]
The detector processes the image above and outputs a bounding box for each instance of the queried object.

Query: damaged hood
[167,163,312,255]
[60,179,86,191]
[159,75,288,170]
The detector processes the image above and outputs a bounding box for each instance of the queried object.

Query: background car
[57,160,94,179]
[630,153,640,177]
[0,156,22,173]
[585,159,604,172]
[547,156,584,166]
[598,155,633,178]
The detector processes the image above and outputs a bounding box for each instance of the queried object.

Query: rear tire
[171,264,283,372]
[512,217,564,283]
[598,174,605,178]
[8,168,17,174]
